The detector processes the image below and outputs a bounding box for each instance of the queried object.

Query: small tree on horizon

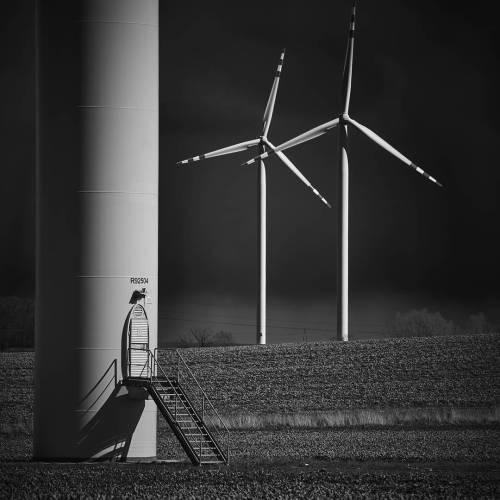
[212,330,234,346]
[389,308,456,338]
[189,327,213,347]
[0,296,34,349]
[177,328,235,347]
[465,312,494,334]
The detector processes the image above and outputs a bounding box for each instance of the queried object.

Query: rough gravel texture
[1,336,500,498]
[158,334,500,414]
[156,425,500,464]
[1,335,499,435]
[1,461,499,499]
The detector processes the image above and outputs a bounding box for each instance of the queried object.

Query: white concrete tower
[35,0,158,459]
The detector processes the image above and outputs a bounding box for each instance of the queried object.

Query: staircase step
[149,362,228,465]
[190,444,214,449]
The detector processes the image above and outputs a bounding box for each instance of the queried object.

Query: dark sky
[1,1,499,341]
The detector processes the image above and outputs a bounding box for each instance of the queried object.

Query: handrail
[155,348,230,462]
[146,349,206,458]
[127,347,230,463]
[162,348,230,437]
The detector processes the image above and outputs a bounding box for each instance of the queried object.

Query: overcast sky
[1,1,499,342]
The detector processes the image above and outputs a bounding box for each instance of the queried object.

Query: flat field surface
[1,460,499,499]
[2,427,500,498]
[1,336,499,497]
[2,335,499,429]
[159,334,500,414]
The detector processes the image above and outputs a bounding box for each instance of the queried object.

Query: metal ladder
[125,349,229,465]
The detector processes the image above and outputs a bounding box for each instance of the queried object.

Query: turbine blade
[243,118,339,166]
[263,139,332,208]
[341,0,356,113]
[262,49,286,137]
[346,117,443,187]
[177,138,260,165]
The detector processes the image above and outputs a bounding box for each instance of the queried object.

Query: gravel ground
[4,428,498,498]
[159,335,500,414]
[2,335,499,431]
[2,337,499,497]
[157,426,500,464]
[1,461,499,499]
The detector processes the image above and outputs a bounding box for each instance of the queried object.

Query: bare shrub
[189,328,213,347]
[212,331,234,346]
[389,309,455,337]
[465,312,495,334]
[0,297,34,350]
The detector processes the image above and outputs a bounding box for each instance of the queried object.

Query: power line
[159,308,386,327]
[159,315,336,333]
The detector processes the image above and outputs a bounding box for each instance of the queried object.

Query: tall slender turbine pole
[337,1,356,341]
[243,5,442,345]
[181,49,332,345]
[337,122,349,341]
[257,140,267,344]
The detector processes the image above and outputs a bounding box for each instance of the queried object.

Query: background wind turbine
[243,1,442,341]
[177,49,331,345]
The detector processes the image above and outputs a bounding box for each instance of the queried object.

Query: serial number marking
[130,277,149,284]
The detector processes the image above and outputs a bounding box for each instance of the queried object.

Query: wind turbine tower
[244,1,442,341]
[178,50,330,345]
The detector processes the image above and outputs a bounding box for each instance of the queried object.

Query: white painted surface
[35,0,158,459]
[337,122,349,342]
[257,159,267,345]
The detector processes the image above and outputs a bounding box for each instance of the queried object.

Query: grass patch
[220,406,500,429]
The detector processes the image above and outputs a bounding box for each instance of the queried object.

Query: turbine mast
[337,120,349,342]
[257,139,267,345]
[337,0,356,342]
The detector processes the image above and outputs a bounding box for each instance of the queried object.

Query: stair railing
[146,349,207,459]
[156,348,230,463]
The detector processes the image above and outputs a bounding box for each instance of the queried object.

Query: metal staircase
[124,349,229,465]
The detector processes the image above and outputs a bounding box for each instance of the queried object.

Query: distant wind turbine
[242,1,442,342]
[177,49,331,345]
